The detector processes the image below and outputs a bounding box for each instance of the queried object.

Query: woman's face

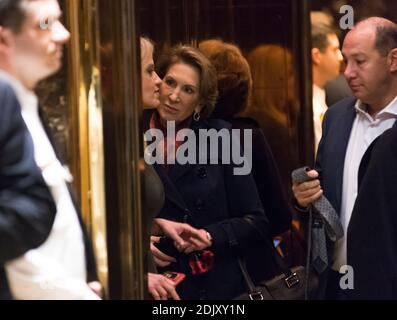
[141,49,162,108]
[158,63,202,125]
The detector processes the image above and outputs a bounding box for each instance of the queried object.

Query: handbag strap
[237,218,302,300]
[237,256,270,300]
[243,217,295,278]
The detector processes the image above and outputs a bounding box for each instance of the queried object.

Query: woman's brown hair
[157,45,219,119]
[199,39,253,118]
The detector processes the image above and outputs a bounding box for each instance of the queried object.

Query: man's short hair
[311,11,338,52]
[375,24,397,56]
[0,0,31,33]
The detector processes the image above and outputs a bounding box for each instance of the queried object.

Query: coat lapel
[153,163,189,213]
[333,102,357,212]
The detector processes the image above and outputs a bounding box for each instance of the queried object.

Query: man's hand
[148,273,180,300]
[154,219,211,252]
[292,170,323,208]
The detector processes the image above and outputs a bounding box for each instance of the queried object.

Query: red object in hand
[163,271,186,285]
[189,250,215,275]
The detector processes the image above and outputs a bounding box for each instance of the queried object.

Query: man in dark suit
[0,79,56,299]
[292,17,397,299]
[0,0,101,299]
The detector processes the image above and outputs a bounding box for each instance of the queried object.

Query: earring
[193,111,201,122]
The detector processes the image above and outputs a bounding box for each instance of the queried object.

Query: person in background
[199,39,291,237]
[310,11,344,152]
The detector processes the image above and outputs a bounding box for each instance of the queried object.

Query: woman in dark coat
[140,37,208,300]
[144,45,278,300]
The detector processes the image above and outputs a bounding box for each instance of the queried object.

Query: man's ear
[311,48,321,66]
[389,48,397,73]
[0,27,13,53]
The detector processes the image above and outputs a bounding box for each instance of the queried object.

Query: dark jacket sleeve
[0,81,56,263]
[204,162,270,257]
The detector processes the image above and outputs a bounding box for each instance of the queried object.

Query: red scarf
[149,112,191,170]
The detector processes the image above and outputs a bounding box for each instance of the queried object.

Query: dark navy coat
[143,109,279,300]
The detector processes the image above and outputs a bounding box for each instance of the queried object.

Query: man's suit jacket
[348,123,397,299]
[314,96,397,299]
[0,80,56,299]
[313,96,357,298]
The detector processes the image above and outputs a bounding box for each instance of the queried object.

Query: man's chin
[42,64,62,79]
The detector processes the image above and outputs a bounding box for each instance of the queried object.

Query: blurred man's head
[343,17,397,111]
[311,12,343,88]
[0,0,70,90]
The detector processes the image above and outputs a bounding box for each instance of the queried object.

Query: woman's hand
[148,273,180,300]
[154,218,211,252]
[151,236,177,267]
[182,229,213,254]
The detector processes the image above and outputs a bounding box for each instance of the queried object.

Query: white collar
[355,95,397,120]
[313,84,326,100]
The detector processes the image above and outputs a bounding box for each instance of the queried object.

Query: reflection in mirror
[244,44,299,192]
[139,0,312,267]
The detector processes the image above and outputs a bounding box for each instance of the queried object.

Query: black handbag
[234,234,319,300]
[234,211,321,300]
[235,257,318,300]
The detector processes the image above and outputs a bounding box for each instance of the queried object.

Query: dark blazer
[143,109,279,300]
[347,122,397,299]
[313,96,357,298]
[0,80,56,299]
[1,97,99,299]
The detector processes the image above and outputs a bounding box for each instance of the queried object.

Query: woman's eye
[165,78,175,86]
[184,87,194,94]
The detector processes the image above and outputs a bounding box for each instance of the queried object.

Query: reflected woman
[199,39,292,237]
[140,37,180,300]
[144,45,277,300]
[245,44,300,198]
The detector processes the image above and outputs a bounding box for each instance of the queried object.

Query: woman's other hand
[148,273,180,300]
[151,236,177,267]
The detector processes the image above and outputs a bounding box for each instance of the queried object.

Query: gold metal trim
[66,0,109,296]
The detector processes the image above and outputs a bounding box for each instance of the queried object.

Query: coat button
[198,167,207,179]
[196,199,204,210]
